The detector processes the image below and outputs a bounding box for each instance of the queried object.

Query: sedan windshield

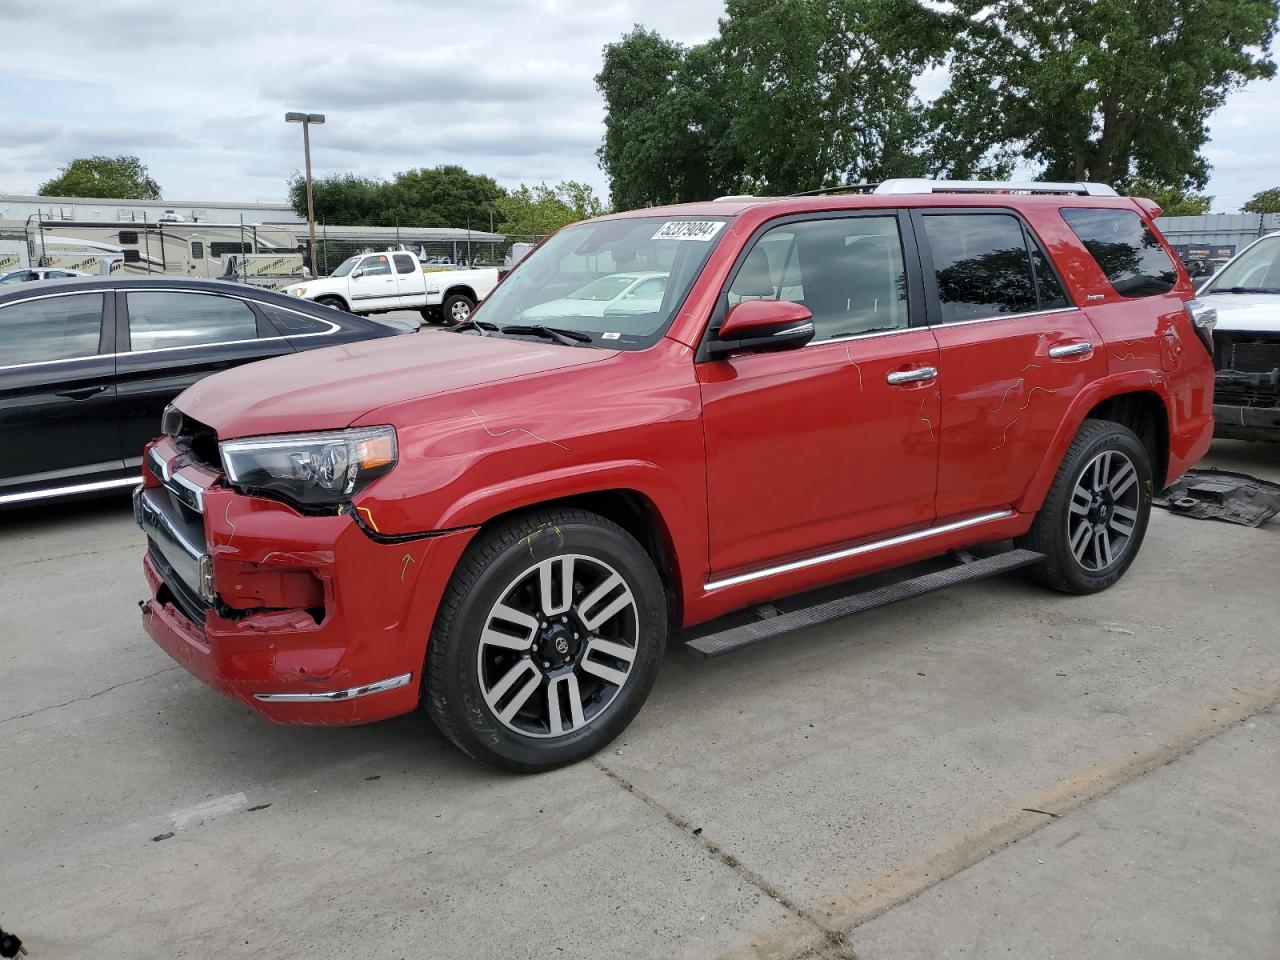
[474,216,729,347]
[1207,236,1280,293]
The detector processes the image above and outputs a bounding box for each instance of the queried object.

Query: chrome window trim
[704,510,1016,592]
[0,288,340,370]
[926,305,1080,330]
[0,475,140,506]
[253,672,412,703]
[810,325,917,347]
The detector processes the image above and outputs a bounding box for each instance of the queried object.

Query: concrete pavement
[1,440,1277,959]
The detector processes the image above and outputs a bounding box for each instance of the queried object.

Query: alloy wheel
[1067,449,1141,572]
[476,554,639,738]
[450,300,471,322]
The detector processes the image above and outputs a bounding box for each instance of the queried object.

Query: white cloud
[0,2,1274,213]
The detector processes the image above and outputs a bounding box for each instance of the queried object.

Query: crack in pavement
[0,666,181,725]
[591,758,861,960]
[721,670,1280,960]
[0,538,143,571]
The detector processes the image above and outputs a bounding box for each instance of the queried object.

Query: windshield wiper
[1219,286,1280,294]
[448,318,503,336]
[500,324,594,346]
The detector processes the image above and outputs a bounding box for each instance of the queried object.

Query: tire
[419,307,446,325]
[425,508,667,772]
[442,292,475,325]
[1018,418,1153,594]
[315,295,348,312]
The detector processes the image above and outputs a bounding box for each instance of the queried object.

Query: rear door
[913,209,1107,520]
[0,290,123,500]
[113,289,293,469]
[699,211,940,575]
[392,253,426,306]
[348,254,398,311]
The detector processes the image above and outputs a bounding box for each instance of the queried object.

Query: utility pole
[286,112,325,276]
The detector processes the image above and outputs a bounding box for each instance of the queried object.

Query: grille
[1214,332,1280,374]
[168,410,221,470]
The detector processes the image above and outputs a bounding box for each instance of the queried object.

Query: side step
[685,548,1044,658]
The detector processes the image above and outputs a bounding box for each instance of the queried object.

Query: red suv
[137,180,1216,771]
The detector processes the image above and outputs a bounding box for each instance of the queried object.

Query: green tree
[1127,179,1213,216]
[931,0,1278,188]
[495,181,607,236]
[39,155,161,199]
[1243,187,1280,213]
[289,165,503,226]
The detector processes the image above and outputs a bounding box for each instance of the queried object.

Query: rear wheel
[442,292,475,325]
[425,508,667,772]
[1019,418,1153,594]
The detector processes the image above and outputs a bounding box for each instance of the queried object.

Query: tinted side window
[0,293,103,365]
[392,254,416,274]
[731,216,909,341]
[190,241,205,259]
[1031,241,1068,309]
[209,241,251,259]
[1060,208,1177,298]
[127,291,258,351]
[259,303,331,335]
[360,255,392,277]
[922,213,1036,323]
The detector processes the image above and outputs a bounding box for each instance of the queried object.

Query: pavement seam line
[590,758,861,960]
[743,671,1280,960]
[0,665,181,725]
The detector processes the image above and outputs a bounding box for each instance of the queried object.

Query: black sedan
[0,277,406,507]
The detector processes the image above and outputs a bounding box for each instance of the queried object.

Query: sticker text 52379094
[651,220,726,242]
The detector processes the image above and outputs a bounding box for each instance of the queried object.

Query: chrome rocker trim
[0,475,141,506]
[253,672,413,703]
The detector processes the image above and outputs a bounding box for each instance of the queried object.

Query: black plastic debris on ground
[1155,469,1280,527]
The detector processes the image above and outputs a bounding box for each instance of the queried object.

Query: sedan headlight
[219,426,397,507]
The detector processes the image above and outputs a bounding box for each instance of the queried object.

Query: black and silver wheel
[442,293,474,325]
[426,508,666,771]
[1019,418,1153,594]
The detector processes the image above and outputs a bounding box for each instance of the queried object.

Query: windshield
[474,216,729,347]
[1207,236,1280,293]
[330,256,360,278]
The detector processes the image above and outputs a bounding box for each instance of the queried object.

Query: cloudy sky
[1,0,1276,212]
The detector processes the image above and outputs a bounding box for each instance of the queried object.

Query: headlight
[219,426,396,507]
[292,287,306,297]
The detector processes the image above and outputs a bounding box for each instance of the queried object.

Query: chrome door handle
[1049,341,1093,358]
[886,366,938,385]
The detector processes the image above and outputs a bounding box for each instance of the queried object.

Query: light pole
[286,111,325,276]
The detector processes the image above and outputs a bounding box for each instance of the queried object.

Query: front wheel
[1019,418,1153,594]
[442,292,475,325]
[425,508,667,772]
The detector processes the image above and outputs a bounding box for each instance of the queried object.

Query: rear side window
[0,293,103,365]
[1060,208,1177,298]
[392,254,416,274]
[127,291,259,351]
[921,213,1037,323]
[259,303,332,335]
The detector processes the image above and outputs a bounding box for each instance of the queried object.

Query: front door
[0,290,123,498]
[348,254,398,311]
[912,209,1108,520]
[699,212,941,576]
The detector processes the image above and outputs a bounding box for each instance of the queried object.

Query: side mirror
[352,269,364,279]
[708,299,815,358]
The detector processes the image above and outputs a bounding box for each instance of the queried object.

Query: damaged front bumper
[137,437,475,725]
[1212,330,1280,441]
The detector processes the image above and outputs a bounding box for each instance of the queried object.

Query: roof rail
[713,195,760,202]
[874,179,1118,197]
[791,183,881,197]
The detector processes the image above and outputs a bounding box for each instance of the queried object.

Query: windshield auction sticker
[651,220,726,241]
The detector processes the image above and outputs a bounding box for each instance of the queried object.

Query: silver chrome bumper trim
[253,673,413,703]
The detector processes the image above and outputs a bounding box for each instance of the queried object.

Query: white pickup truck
[285,251,498,323]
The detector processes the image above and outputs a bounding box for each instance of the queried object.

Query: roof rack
[791,183,881,197]
[873,179,1118,197]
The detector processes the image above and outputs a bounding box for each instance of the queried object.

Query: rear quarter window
[1060,208,1177,298]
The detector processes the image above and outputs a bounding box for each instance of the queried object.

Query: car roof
[0,275,307,304]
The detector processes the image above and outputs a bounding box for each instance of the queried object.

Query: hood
[1198,292,1280,333]
[175,332,617,440]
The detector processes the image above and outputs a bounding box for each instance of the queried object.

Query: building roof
[0,193,294,211]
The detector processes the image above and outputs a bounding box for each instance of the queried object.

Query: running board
[685,548,1044,658]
